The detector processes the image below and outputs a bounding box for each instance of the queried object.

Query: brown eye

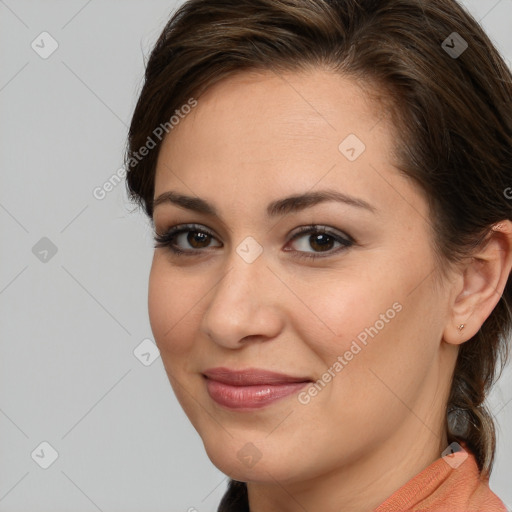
[287,225,354,260]
[186,230,212,249]
[153,224,222,254]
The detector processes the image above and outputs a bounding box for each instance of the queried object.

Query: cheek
[147,260,205,419]
[290,268,404,359]
[295,257,440,401]
[147,258,200,359]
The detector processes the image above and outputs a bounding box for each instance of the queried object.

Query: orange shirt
[374,449,507,511]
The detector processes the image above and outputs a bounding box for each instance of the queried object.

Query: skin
[148,67,512,512]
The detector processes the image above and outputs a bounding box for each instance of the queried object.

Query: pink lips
[202,367,311,410]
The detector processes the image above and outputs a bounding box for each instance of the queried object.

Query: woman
[125,0,512,510]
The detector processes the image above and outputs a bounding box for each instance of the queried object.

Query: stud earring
[457,324,465,331]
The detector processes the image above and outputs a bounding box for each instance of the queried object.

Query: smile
[202,367,312,410]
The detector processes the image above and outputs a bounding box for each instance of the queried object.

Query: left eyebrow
[152,189,377,218]
[266,190,376,217]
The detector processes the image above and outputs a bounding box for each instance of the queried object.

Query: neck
[246,413,448,512]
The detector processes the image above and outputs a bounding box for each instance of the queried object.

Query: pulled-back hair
[125,0,512,485]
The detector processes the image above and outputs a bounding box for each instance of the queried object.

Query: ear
[443,220,512,345]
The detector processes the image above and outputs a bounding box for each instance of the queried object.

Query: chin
[201,433,308,484]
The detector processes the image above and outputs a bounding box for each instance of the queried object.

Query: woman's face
[149,68,456,486]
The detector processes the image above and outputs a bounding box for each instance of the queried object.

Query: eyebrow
[152,189,376,218]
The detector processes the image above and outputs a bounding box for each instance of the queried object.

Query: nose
[199,248,284,349]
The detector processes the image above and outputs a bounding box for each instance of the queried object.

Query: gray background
[0,1,511,511]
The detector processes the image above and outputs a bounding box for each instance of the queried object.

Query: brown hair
[125,0,512,482]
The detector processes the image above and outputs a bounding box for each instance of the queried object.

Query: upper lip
[202,367,312,386]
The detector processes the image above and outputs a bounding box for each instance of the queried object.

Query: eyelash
[153,223,354,260]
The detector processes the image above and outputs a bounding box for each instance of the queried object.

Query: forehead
[155,67,391,187]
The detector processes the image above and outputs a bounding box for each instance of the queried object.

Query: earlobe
[444,315,475,346]
[443,220,512,346]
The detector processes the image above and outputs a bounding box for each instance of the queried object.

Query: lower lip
[204,378,309,410]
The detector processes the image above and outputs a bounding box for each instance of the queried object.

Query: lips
[202,367,312,410]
